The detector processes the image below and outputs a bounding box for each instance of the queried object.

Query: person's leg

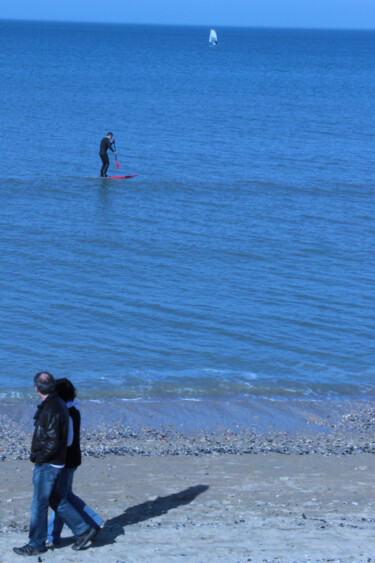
[68,490,104,529]
[103,153,110,176]
[50,471,98,550]
[47,467,75,544]
[50,479,89,538]
[47,510,60,544]
[29,464,62,550]
[100,154,106,176]
[100,154,110,176]
[61,467,103,529]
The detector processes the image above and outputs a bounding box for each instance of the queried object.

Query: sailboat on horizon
[209,29,218,46]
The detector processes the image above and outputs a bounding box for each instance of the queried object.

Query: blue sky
[1,0,375,29]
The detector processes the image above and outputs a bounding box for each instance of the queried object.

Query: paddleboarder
[99,132,116,177]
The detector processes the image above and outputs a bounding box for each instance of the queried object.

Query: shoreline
[1,397,374,461]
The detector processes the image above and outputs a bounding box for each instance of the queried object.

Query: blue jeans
[48,467,103,544]
[29,464,90,550]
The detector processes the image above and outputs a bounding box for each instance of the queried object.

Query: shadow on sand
[92,484,209,547]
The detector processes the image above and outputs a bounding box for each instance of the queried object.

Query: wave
[1,368,374,403]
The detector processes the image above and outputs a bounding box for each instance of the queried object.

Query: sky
[1,0,375,29]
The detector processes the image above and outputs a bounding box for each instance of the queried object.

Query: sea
[0,20,374,402]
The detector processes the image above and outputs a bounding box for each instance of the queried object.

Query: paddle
[113,139,120,169]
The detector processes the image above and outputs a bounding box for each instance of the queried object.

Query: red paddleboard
[107,175,137,179]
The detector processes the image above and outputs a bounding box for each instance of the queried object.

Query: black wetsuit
[99,137,114,177]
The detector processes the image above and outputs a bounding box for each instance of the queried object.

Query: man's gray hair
[34,372,56,395]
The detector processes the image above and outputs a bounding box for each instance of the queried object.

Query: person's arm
[110,137,117,153]
[107,138,115,152]
[67,416,74,447]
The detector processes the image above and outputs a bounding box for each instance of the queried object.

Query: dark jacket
[99,137,114,155]
[30,392,69,466]
[65,405,82,469]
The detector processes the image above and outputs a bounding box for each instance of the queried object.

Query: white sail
[209,29,217,45]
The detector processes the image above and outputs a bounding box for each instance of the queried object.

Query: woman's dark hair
[55,378,77,402]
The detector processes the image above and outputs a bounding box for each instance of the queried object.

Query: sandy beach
[1,398,375,562]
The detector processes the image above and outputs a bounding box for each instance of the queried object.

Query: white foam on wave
[0,390,27,400]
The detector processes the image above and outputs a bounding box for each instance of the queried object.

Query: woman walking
[48,378,103,545]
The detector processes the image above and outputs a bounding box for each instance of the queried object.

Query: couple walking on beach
[13,372,103,556]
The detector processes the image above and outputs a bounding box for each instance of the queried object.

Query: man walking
[13,372,97,556]
[99,132,116,177]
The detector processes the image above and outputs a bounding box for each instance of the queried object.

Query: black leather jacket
[30,392,69,466]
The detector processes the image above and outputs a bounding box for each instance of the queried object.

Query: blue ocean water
[0,21,374,400]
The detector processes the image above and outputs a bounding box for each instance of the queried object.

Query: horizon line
[1,16,375,32]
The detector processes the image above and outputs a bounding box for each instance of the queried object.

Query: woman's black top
[66,406,82,469]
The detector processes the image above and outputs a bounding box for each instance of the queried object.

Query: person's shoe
[91,524,102,540]
[71,527,97,550]
[13,544,47,556]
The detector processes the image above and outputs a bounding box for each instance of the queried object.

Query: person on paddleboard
[99,132,116,177]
